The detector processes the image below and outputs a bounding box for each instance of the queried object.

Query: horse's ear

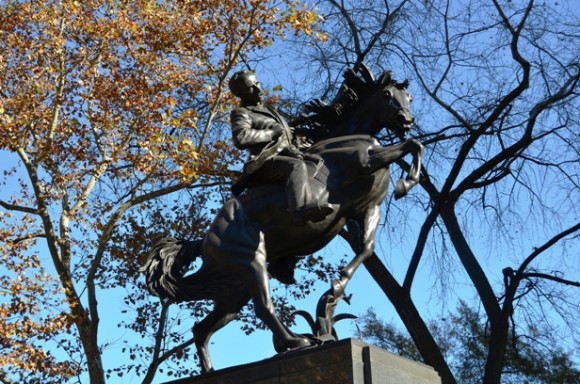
[358,63,375,84]
[398,79,410,89]
[379,71,393,86]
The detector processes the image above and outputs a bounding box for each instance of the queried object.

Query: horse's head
[298,64,415,141]
[375,71,414,140]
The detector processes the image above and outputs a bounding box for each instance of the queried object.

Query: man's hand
[270,123,287,138]
[281,144,304,160]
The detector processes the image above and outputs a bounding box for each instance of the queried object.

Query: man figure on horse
[228,70,335,284]
[228,70,333,223]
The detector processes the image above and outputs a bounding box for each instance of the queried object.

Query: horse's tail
[140,237,203,302]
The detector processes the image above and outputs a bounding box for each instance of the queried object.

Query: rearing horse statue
[141,64,424,373]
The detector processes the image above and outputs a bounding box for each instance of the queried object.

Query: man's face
[240,73,262,104]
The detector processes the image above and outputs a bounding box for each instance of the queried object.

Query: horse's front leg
[366,139,424,198]
[394,139,424,199]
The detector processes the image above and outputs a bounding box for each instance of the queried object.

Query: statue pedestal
[164,338,441,384]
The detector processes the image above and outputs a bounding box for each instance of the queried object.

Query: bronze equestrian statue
[141,64,424,373]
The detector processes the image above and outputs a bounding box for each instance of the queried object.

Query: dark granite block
[164,338,440,384]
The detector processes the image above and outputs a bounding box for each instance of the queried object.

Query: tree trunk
[483,318,509,384]
[439,207,508,384]
[76,315,106,384]
[364,254,457,384]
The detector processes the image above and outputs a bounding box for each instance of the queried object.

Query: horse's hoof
[289,336,314,349]
[200,366,215,375]
[274,334,314,353]
[283,336,315,352]
[394,179,408,199]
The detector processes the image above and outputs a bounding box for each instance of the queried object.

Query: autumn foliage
[0,1,320,382]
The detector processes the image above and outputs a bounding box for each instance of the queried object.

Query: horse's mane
[295,63,407,141]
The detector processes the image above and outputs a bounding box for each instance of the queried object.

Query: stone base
[164,338,441,384]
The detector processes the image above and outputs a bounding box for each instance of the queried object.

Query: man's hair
[229,70,257,97]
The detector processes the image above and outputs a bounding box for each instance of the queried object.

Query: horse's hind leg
[340,204,380,282]
[315,204,381,339]
[245,235,312,352]
[193,289,250,373]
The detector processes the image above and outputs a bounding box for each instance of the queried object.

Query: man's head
[229,70,262,105]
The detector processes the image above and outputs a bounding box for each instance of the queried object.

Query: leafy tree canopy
[0,1,322,382]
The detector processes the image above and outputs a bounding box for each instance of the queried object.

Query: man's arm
[230,108,284,149]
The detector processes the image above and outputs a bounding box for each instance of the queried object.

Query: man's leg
[263,156,333,220]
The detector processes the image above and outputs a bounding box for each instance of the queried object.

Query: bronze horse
[141,65,423,373]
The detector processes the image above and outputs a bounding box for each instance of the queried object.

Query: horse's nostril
[397,114,407,123]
